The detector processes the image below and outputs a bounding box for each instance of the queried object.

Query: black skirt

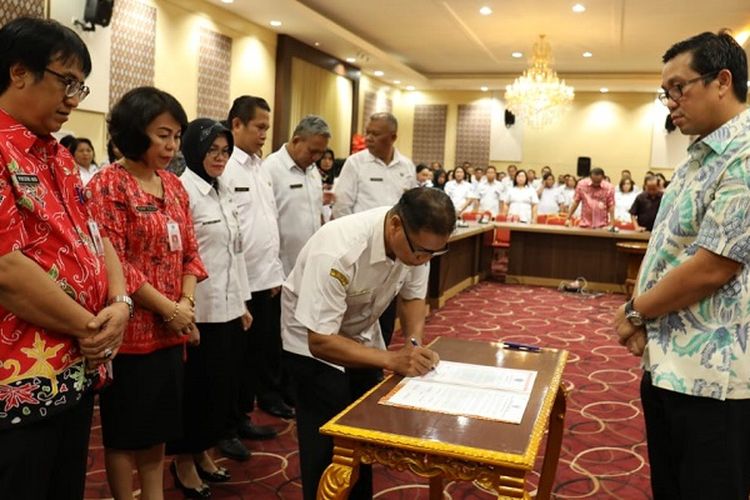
[99,344,184,450]
[167,318,245,455]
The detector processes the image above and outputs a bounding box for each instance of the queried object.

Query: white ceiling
[209,0,750,92]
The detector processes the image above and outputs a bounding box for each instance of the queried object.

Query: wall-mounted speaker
[576,156,591,177]
[504,109,515,128]
[75,0,114,31]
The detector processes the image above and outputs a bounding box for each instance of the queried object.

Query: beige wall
[393,89,668,183]
[65,0,278,158]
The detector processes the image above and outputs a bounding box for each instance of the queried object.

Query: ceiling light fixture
[373,70,384,77]
[599,87,609,93]
[505,34,574,129]
[221,0,234,3]
[512,51,523,58]
[480,86,489,92]
[314,42,320,47]
[269,20,282,27]
[393,80,401,84]
[572,3,586,13]
[345,57,356,63]
[406,85,415,91]
[582,51,593,58]
[479,6,493,15]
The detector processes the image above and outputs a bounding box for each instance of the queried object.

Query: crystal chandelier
[505,35,574,129]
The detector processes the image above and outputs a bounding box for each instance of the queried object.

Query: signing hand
[79,302,129,366]
[387,345,440,377]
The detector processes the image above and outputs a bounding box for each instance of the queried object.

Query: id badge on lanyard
[167,219,182,252]
[87,219,105,255]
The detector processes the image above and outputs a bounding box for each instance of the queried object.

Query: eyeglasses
[658,71,718,106]
[400,213,449,257]
[44,68,90,101]
[207,146,231,158]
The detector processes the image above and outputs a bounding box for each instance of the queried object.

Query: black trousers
[238,289,284,415]
[167,319,244,455]
[640,371,750,500]
[378,298,397,347]
[284,351,381,500]
[0,391,94,500]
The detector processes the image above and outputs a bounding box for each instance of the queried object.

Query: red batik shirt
[87,164,207,354]
[0,110,109,430]
[574,177,616,228]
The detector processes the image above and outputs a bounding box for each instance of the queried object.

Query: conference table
[494,222,650,293]
[317,337,568,499]
[426,222,496,308]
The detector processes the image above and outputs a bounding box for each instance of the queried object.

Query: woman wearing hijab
[166,118,253,498]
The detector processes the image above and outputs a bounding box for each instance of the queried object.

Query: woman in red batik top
[87,87,208,500]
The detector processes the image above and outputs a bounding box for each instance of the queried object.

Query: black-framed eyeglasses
[44,68,90,101]
[658,71,718,106]
[400,213,449,257]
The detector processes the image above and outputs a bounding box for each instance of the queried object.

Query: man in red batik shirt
[566,167,616,228]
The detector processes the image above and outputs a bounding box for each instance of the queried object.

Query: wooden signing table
[495,222,650,293]
[317,337,568,499]
[427,223,496,308]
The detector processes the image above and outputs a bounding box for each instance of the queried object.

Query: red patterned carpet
[84,282,651,499]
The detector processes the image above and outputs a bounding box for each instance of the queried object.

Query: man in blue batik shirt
[614,31,750,500]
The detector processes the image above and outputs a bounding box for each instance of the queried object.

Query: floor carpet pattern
[84,282,650,499]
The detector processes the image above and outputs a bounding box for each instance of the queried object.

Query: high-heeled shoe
[170,460,212,498]
[195,460,231,483]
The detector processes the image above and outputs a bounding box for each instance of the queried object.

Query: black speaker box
[576,156,591,177]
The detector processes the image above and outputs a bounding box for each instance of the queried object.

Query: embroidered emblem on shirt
[329,268,349,287]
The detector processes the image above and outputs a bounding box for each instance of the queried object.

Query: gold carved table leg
[536,384,567,499]
[316,442,361,500]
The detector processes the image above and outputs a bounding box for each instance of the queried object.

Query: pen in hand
[410,337,439,372]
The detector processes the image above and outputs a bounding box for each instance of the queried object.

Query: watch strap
[110,295,134,318]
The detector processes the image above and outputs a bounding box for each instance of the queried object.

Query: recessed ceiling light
[393,80,401,84]
[314,42,320,47]
[572,3,586,13]
[582,51,593,58]
[599,87,609,93]
[373,70,384,77]
[511,51,523,58]
[269,20,282,27]
[406,85,415,91]
[479,6,493,15]
[345,57,356,63]
[480,86,489,92]
[221,0,234,3]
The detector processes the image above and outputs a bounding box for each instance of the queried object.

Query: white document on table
[379,361,537,424]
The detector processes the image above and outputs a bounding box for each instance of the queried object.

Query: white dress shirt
[77,163,100,186]
[180,168,252,323]
[444,179,476,213]
[281,206,429,370]
[332,148,417,218]
[264,144,324,275]
[615,190,638,222]
[505,186,539,223]
[221,147,285,292]
[475,180,505,216]
[537,187,563,215]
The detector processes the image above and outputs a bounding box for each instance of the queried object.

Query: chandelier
[505,35,574,129]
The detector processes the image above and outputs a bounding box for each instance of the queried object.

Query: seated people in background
[615,178,639,223]
[462,160,472,170]
[655,172,669,191]
[566,167,614,228]
[498,171,507,183]
[429,160,442,171]
[503,164,517,188]
[416,163,433,187]
[541,165,552,178]
[618,169,641,193]
[629,175,663,232]
[559,175,577,213]
[432,168,447,190]
[470,166,485,186]
[444,165,475,215]
[527,168,542,190]
[473,165,505,217]
[69,137,100,185]
[504,169,539,223]
[106,137,123,164]
[281,188,451,500]
[59,133,76,151]
[537,173,563,215]
[317,148,336,223]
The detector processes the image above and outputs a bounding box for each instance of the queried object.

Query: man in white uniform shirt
[332,112,418,346]
[473,165,505,216]
[265,115,330,275]
[219,96,291,461]
[282,188,453,500]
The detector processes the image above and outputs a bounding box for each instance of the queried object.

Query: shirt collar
[370,208,392,265]
[230,146,261,167]
[183,167,214,196]
[366,147,402,168]
[0,108,59,156]
[280,143,313,172]
[691,108,750,158]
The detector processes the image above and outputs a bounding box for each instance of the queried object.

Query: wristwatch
[110,295,134,318]
[624,298,645,327]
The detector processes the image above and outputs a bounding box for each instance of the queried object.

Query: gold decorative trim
[321,350,568,469]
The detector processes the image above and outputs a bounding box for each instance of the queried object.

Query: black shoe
[259,400,295,419]
[170,461,212,498]
[238,417,277,440]
[217,437,251,461]
[195,461,231,483]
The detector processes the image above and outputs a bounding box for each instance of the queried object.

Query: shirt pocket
[346,289,374,318]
